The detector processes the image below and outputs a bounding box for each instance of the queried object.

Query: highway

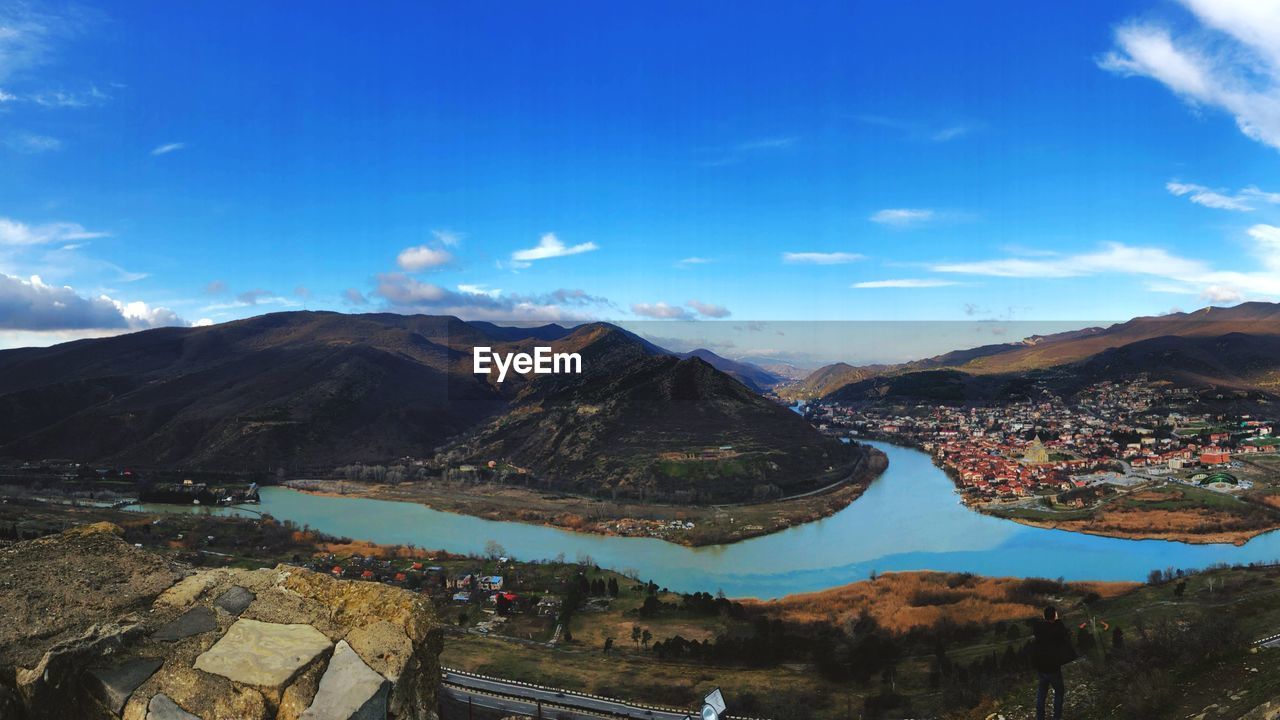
[441,668,695,720]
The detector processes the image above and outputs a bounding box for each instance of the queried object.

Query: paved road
[442,669,694,720]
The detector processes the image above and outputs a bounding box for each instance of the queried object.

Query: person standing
[1029,605,1077,720]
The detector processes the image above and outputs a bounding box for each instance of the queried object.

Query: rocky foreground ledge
[0,523,442,720]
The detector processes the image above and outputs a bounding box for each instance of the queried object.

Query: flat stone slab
[86,657,164,715]
[301,640,389,720]
[152,606,217,641]
[214,586,255,616]
[147,692,201,720]
[193,618,331,689]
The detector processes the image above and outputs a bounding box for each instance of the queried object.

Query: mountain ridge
[0,312,861,504]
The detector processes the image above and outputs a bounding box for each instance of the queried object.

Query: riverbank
[282,447,889,547]
[848,431,1280,546]
[986,508,1278,546]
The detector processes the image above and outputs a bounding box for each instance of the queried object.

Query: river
[128,440,1280,599]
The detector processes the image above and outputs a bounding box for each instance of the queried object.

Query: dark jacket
[1029,619,1077,673]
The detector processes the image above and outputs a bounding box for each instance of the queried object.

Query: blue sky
[2,0,1280,353]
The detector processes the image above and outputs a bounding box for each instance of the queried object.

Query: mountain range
[0,312,854,503]
[785,302,1280,403]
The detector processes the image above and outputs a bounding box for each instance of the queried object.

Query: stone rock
[154,574,217,610]
[16,619,148,718]
[273,567,441,718]
[86,656,164,715]
[146,692,202,720]
[152,607,218,641]
[214,586,255,616]
[300,641,389,720]
[193,619,332,689]
[276,653,327,720]
[344,620,412,681]
[0,525,442,720]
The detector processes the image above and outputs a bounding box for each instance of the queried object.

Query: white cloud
[1100,1,1280,150]
[1166,180,1280,211]
[432,229,462,246]
[1247,223,1280,271]
[735,137,798,151]
[110,298,184,329]
[396,244,454,271]
[0,217,107,246]
[30,86,108,108]
[931,125,971,142]
[342,288,368,306]
[870,208,936,226]
[782,251,864,265]
[458,283,501,298]
[933,240,1280,303]
[631,302,693,320]
[852,279,961,288]
[854,115,978,143]
[699,137,799,167]
[686,300,731,318]
[373,273,609,321]
[511,233,598,263]
[1201,285,1245,303]
[0,7,53,83]
[151,142,185,156]
[194,318,214,327]
[4,132,61,153]
[675,257,712,268]
[0,273,185,331]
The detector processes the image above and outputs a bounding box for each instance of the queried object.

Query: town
[804,376,1280,523]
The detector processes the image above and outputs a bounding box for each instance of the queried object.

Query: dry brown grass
[744,571,1136,634]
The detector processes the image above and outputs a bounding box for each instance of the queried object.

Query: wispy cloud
[675,256,712,268]
[870,208,936,227]
[509,232,598,267]
[374,273,609,321]
[686,300,731,318]
[1166,180,1280,211]
[151,142,185,156]
[458,283,501,299]
[432,229,463,246]
[30,86,108,108]
[0,217,107,246]
[854,114,978,142]
[4,132,61,153]
[932,240,1280,301]
[631,302,692,320]
[782,251,864,265]
[342,288,368,306]
[0,6,55,83]
[852,278,961,288]
[699,136,799,167]
[1099,1,1280,150]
